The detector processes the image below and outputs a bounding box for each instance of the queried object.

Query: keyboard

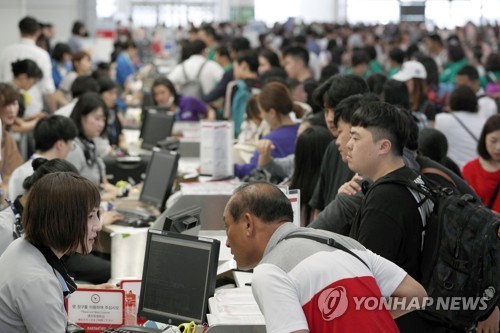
[113,210,156,228]
[116,209,150,221]
[103,326,163,333]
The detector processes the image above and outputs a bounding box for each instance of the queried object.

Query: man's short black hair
[229,182,294,224]
[97,77,117,94]
[11,59,43,80]
[351,101,410,156]
[19,16,40,36]
[260,67,288,86]
[200,25,216,38]
[190,40,207,55]
[450,85,478,113]
[71,76,100,99]
[283,45,310,66]
[52,43,72,62]
[351,50,369,67]
[34,115,78,152]
[367,73,387,95]
[333,93,379,127]
[230,37,251,53]
[312,74,369,109]
[236,50,259,73]
[216,45,230,58]
[427,33,443,46]
[383,79,410,110]
[456,65,480,82]
[389,48,405,65]
[364,45,377,61]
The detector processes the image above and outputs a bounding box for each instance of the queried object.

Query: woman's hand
[256,139,275,167]
[101,210,123,226]
[100,183,119,201]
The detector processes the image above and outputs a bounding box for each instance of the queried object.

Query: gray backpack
[180,60,207,98]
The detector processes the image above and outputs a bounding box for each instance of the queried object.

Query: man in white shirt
[168,40,224,97]
[0,16,56,115]
[8,115,77,200]
[435,85,486,169]
[456,65,498,119]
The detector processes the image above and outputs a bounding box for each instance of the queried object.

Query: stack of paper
[207,288,265,326]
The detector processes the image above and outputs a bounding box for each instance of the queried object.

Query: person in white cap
[393,60,436,128]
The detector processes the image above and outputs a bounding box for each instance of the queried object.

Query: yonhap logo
[317,286,349,321]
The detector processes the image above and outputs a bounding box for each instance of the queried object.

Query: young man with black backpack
[347,101,500,333]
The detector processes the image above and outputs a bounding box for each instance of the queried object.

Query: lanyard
[6,197,23,240]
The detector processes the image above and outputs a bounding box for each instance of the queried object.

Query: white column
[0,0,27,51]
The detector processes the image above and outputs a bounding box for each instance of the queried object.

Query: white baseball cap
[393,61,427,81]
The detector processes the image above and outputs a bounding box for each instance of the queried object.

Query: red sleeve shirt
[462,158,500,212]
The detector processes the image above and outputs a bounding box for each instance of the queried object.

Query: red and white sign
[66,289,124,333]
[119,279,146,325]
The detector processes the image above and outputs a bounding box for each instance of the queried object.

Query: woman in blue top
[151,77,215,121]
[235,81,300,179]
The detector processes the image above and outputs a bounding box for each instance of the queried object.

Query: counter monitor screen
[138,230,220,326]
[140,109,175,150]
[139,149,179,211]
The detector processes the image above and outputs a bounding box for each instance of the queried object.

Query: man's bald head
[227,182,294,224]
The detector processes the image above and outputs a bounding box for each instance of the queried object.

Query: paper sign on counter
[66,289,124,333]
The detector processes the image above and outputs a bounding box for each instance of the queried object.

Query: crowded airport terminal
[0,0,499,332]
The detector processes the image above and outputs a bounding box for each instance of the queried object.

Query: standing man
[8,115,77,200]
[224,182,427,332]
[309,75,368,215]
[456,65,498,119]
[0,16,56,114]
[283,45,313,83]
[346,101,439,332]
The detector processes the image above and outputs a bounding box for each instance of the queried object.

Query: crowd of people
[0,13,498,333]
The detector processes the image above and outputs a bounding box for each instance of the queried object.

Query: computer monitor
[140,108,175,150]
[139,149,179,211]
[151,205,202,233]
[138,229,220,326]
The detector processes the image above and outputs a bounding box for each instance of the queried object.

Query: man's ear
[242,212,256,237]
[379,138,392,155]
[54,139,65,150]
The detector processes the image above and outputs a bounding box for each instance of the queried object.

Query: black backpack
[367,172,500,331]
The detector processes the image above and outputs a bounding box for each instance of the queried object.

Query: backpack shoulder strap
[182,62,189,81]
[196,60,208,80]
[420,167,456,187]
[488,183,500,209]
[367,173,436,206]
[450,112,478,142]
[283,234,370,270]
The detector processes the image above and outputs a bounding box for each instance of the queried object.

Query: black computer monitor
[138,229,220,326]
[140,108,175,150]
[139,149,179,211]
[151,206,202,233]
